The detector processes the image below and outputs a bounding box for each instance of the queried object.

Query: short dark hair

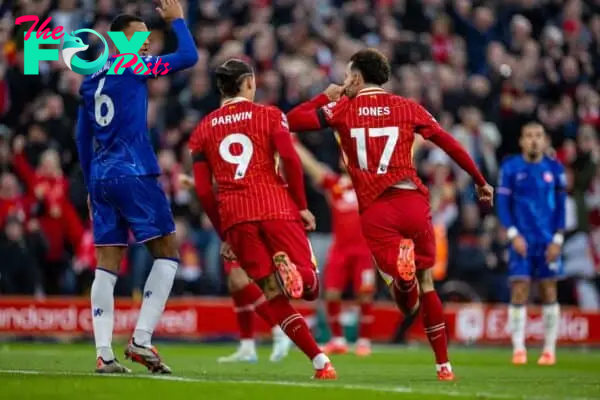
[215,59,254,97]
[110,14,144,32]
[349,49,391,86]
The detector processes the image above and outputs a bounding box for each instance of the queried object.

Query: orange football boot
[512,349,527,365]
[273,252,303,299]
[537,351,556,366]
[437,366,455,381]
[397,239,416,282]
[313,362,337,380]
[355,340,372,357]
[323,339,349,355]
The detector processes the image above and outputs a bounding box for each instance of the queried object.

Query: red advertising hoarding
[0,297,598,344]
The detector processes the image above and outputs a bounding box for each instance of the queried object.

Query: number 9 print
[219,133,254,180]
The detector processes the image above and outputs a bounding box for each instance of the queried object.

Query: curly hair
[349,48,391,86]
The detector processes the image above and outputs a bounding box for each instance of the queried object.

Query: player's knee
[357,292,373,304]
[539,280,558,304]
[227,268,252,293]
[96,246,127,272]
[510,280,530,305]
[146,233,179,259]
[324,290,342,301]
[257,274,283,300]
[416,269,435,293]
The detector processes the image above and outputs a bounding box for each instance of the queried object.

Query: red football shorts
[324,246,375,294]
[225,220,316,281]
[360,188,436,283]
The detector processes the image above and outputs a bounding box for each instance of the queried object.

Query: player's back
[192,100,299,231]
[329,89,428,211]
[79,59,159,181]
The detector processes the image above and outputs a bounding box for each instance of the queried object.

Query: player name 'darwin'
[212,112,253,126]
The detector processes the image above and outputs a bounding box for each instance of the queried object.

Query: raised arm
[12,136,37,191]
[75,104,93,188]
[286,85,345,133]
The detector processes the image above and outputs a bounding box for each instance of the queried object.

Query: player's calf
[416,269,454,381]
[91,246,127,367]
[391,239,420,315]
[257,274,337,379]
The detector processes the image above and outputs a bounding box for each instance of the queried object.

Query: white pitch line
[1,369,597,400]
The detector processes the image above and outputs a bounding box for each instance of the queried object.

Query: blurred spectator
[0,216,46,296]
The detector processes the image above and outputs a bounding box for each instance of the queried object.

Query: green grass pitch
[0,343,599,399]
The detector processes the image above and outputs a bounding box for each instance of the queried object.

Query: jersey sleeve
[188,124,205,159]
[320,172,340,191]
[496,161,516,229]
[75,104,93,188]
[270,109,308,210]
[411,101,444,139]
[319,97,348,128]
[553,161,567,232]
[130,19,198,80]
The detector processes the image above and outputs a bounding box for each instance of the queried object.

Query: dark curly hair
[215,59,254,97]
[110,14,144,32]
[349,48,391,86]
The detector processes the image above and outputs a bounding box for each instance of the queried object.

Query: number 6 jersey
[188,98,307,233]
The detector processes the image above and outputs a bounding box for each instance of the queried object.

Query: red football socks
[231,287,256,339]
[392,278,419,315]
[359,302,374,340]
[421,290,449,364]
[326,300,343,338]
[268,294,321,360]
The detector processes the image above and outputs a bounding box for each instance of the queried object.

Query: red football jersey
[320,87,437,212]
[321,172,370,253]
[188,99,300,232]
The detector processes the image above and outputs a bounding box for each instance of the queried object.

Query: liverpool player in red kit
[188,59,335,379]
[294,139,375,357]
[287,49,494,381]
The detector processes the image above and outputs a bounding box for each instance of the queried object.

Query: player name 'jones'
[212,112,253,127]
[358,107,391,117]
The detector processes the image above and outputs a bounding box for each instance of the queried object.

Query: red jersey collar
[222,97,250,107]
[356,87,386,97]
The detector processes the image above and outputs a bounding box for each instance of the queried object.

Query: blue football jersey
[78,57,161,181]
[497,155,567,247]
[76,18,198,186]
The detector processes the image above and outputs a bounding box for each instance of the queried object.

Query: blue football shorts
[89,175,175,246]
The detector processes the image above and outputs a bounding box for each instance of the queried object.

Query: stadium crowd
[0,0,599,309]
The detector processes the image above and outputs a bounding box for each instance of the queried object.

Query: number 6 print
[219,133,254,179]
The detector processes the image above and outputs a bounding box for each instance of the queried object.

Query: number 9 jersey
[188,99,301,232]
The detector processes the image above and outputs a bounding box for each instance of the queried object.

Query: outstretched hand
[476,184,494,207]
[156,0,184,22]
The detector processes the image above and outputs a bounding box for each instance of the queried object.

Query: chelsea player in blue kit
[76,0,198,374]
[497,122,566,367]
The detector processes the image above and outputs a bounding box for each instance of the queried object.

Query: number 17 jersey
[320,88,437,212]
[188,99,300,232]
